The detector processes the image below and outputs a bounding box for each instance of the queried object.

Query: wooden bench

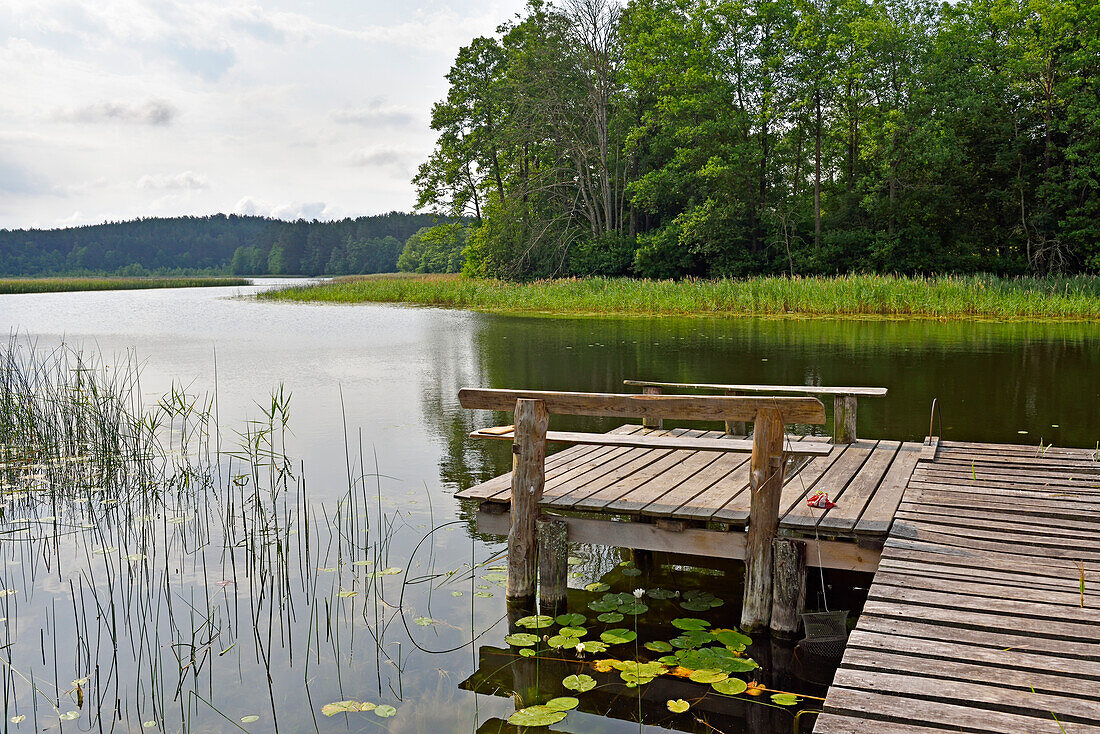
[623,380,888,443]
[458,387,828,632]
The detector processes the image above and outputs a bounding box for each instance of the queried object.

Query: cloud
[137,171,208,191]
[0,159,52,195]
[233,197,333,221]
[332,99,415,128]
[349,146,419,174]
[54,100,178,126]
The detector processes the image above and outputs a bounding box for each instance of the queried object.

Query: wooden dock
[813,440,1100,734]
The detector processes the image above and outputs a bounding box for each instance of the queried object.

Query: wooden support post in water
[724,389,747,436]
[642,385,663,429]
[538,516,568,611]
[741,406,786,632]
[834,395,858,443]
[770,538,807,637]
[508,398,549,600]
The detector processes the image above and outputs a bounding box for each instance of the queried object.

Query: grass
[256,272,1100,321]
[0,276,250,294]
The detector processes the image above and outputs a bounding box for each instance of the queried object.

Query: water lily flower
[633,588,644,598]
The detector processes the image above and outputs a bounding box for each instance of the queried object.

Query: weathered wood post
[724,388,747,436]
[642,385,663,429]
[538,516,568,611]
[741,406,786,631]
[508,398,549,600]
[833,395,858,443]
[770,538,807,637]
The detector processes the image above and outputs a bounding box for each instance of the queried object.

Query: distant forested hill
[0,213,449,276]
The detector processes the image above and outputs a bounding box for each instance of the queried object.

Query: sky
[0,0,527,230]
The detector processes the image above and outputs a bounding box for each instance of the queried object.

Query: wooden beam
[475,510,879,572]
[834,395,858,443]
[469,428,833,456]
[459,388,827,425]
[742,406,786,632]
[507,399,549,600]
[642,385,663,428]
[771,538,807,637]
[624,380,887,397]
[538,516,568,612]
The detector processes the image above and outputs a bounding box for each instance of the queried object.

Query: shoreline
[0,276,251,294]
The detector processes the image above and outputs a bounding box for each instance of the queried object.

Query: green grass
[0,276,250,294]
[257,272,1100,321]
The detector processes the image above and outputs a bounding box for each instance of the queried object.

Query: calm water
[0,283,1096,733]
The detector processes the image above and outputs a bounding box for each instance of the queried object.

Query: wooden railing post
[642,385,663,429]
[741,406,786,632]
[834,395,858,443]
[508,398,549,600]
[724,389,747,436]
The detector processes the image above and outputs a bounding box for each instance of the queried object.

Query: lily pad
[600,628,637,644]
[240,715,260,723]
[667,699,690,714]
[771,693,801,706]
[712,678,748,696]
[617,601,648,615]
[414,617,435,626]
[675,647,759,673]
[621,567,642,577]
[584,582,610,592]
[321,700,376,716]
[646,588,677,599]
[658,655,680,666]
[508,706,567,727]
[559,626,587,638]
[547,635,581,649]
[516,615,555,629]
[555,613,586,626]
[578,640,608,653]
[671,617,710,630]
[374,705,397,718]
[715,629,753,650]
[587,598,619,612]
[597,612,624,623]
[644,640,673,652]
[505,633,538,647]
[473,591,493,598]
[688,669,728,684]
[562,674,596,692]
[545,697,579,711]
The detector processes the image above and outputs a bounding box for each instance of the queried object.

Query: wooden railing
[458,387,828,631]
[623,380,888,443]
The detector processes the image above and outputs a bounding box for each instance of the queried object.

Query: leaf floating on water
[505,633,538,647]
[545,697,579,712]
[60,712,80,722]
[10,714,25,723]
[482,572,508,583]
[558,626,587,638]
[667,699,690,714]
[646,588,676,599]
[547,634,579,650]
[317,567,337,573]
[599,628,636,644]
[519,648,536,657]
[507,706,566,727]
[450,591,463,597]
[587,598,619,612]
[240,715,260,723]
[688,669,728,684]
[597,612,624,623]
[374,705,397,718]
[377,567,403,576]
[140,720,155,728]
[592,659,617,673]
[473,590,493,598]
[555,613,586,626]
[93,546,118,555]
[351,560,373,567]
[616,601,648,615]
[770,693,801,706]
[621,567,642,577]
[321,700,376,716]
[578,640,608,653]
[644,640,673,652]
[562,674,596,692]
[712,678,748,696]
[516,614,555,629]
[584,582,610,592]
[672,618,710,631]
[124,554,145,562]
[714,629,752,650]
[413,616,435,626]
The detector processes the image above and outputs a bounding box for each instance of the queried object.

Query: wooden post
[770,538,807,637]
[833,395,857,443]
[538,516,568,612]
[724,388,747,436]
[741,406,786,632]
[642,385,663,429]
[508,398,549,600]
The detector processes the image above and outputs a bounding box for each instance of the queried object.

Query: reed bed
[0,277,249,294]
[259,273,1100,321]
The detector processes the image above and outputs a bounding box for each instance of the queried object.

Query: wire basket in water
[798,610,849,659]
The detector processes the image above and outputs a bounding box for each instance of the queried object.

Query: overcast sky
[0,0,527,230]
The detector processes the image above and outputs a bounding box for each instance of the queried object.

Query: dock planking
[814,441,1100,734]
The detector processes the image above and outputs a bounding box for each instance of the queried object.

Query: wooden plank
[458,388,828,424]
[599,434,732,514]
[853,442,922,537]
[881,543,1097,585]
[623,380,888,397]
[781,440,877,532]
[870,570,1096,610]
[892,515,1100,554]
[813,713,948,734]
[894,505,1100,539]
[475,509,880,571]
[918,436,938,462]
[860,596,1100,641]
[876,557,1100,599]
[469,427,831,455]
[821,687,1100,734]
[817,440,901,534]
[638,452,752,518]
[885,524,1100,562]
[547,441,681,510]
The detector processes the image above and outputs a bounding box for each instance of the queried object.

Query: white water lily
[633,588,644,598]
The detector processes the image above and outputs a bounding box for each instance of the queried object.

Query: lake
[0,282,1096,733]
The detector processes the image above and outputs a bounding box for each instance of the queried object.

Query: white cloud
[233,196,335,221]
[332,98,416,128]
[54,100,178,126]
[137,171,208,190]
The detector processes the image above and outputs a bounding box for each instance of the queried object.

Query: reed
[258,272,1100,321]
[0,277,249,294]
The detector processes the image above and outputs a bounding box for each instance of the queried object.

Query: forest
[414,0,1100,279]
[0,213,446,276]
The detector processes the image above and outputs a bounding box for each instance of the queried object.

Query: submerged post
[538,516,568,611]
[642,385,663,429]
[770,538,807,637]
[741,406,786,632]
[508,398,549,600]
[724,388,747,436]
[834,395,858,443]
